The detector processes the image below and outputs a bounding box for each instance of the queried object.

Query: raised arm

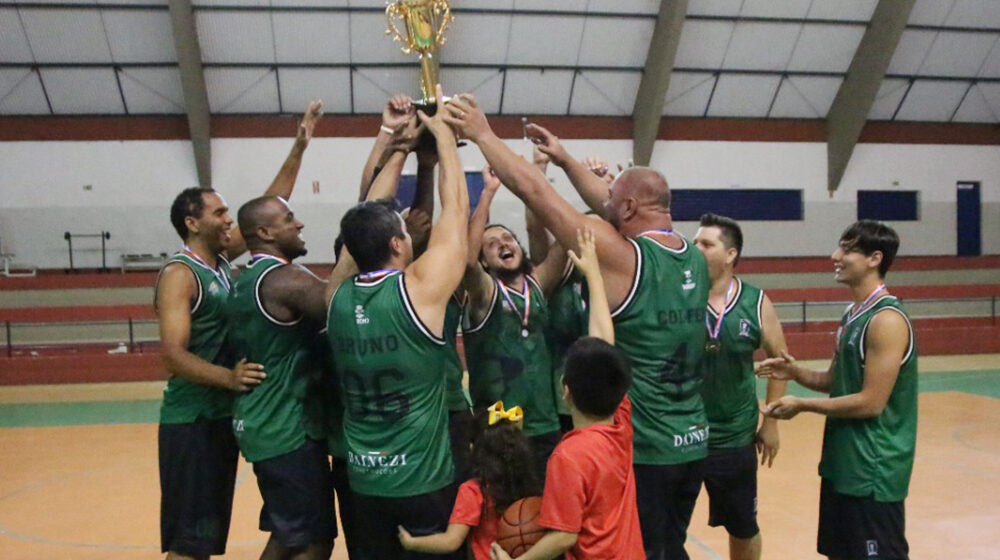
[226,101,323,260]
[405,86,470,335]
[155,263,265,391]
[360,94,414,200]
[442,96,636,310]
[567,228,613,344]
[408,140,438,256]
[525,147,552,265]
[462,165,501,326]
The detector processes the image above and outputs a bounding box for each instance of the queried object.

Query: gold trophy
[385,0,454,110]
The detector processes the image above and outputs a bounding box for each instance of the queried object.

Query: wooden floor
[1,357,998,559]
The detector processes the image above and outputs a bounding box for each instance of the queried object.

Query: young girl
[398,400,541,559]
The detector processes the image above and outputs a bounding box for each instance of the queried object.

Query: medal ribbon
[638,228,673,239]
[705,279,736,341]
[847,283,886,324]
[250,252,290,266]
[497,277,530,332]
[358,268,400,283]
[182,245,230,292]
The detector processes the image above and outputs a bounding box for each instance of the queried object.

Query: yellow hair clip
[487,401,523,426]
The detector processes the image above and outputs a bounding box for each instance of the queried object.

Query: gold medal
[704,338,722,354]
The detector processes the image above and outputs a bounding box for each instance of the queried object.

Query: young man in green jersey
[155,101,323,560]
[326,86,469,560]
[693,214,788,560]
[462,164,568,481]
[443,95,710,560]
[758,220,917,560]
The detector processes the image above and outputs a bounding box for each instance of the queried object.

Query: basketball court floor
[1,355,998,559]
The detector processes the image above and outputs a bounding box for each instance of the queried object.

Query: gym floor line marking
[687,532,725,560]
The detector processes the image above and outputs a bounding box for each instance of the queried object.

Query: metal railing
[773,295,999,328]
[2,295,997,357]
[3,318,159,358]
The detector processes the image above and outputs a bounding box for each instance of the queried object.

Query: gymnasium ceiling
[1,0,1000,123]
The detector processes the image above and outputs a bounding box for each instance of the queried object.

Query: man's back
[611,235,710,465]
[327,270,454,497]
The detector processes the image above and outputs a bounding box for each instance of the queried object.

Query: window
[671,189,803,221]
[857,190,919,221]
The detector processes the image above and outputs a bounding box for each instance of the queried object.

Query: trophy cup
[385,0,454,111]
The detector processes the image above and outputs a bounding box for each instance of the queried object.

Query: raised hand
[416,84,457,141]
[387,115,422,154]
[296,100,324,146]
[532,145,550,171]
[383,94,415,130]
[230,358,267,392]
[567,228,599,279]
[441,92,491,143]
[582,156,615,185]
[755,349,798,381]
[482,164,501,195]
[525,122,569,166]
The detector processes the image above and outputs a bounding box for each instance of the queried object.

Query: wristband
[379,125,395,135]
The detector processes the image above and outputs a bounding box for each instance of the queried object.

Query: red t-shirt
[538,397,645,559]
[449,479,498,560]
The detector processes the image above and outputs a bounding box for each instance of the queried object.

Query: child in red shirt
[399,401,541,559]
[491,228,645,560]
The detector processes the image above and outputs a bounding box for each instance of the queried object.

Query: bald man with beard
[443,95,710,560]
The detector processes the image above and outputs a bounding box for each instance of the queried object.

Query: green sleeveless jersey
[157,252,235,424]
[227,256,328,462]
[444,295,472,412]
[612,235,710,465]
[699,278,763,449]
[463,275,560,436]
[328,270,454,497]
[819,295,918,502]
[546,263,588,416]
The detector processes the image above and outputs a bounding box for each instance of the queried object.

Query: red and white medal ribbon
[497,278,531,338]
[182,245,231,292]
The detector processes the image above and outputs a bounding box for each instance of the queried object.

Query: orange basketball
[495,496,546,556]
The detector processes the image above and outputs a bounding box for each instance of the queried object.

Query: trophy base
[412,98,465,151]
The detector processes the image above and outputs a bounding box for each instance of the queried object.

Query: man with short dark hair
[326,89,469,560]
[444,94,709,560]
[758,220,917,560]
[693,213,788,560]
[155,101,322,560]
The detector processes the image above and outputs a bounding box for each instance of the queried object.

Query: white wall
[1,137,997,269]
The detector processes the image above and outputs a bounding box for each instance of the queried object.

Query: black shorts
[818,479,908,559]
[158,417,239,556]
[353,484,461,560]
[634,459,706,560]
[449,408,475,481]
[703,444,759,539]
[528,430,562,485]
[332,455,361,558]
[254,438,337,549]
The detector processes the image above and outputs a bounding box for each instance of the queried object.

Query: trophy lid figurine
[385,0,454,110]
